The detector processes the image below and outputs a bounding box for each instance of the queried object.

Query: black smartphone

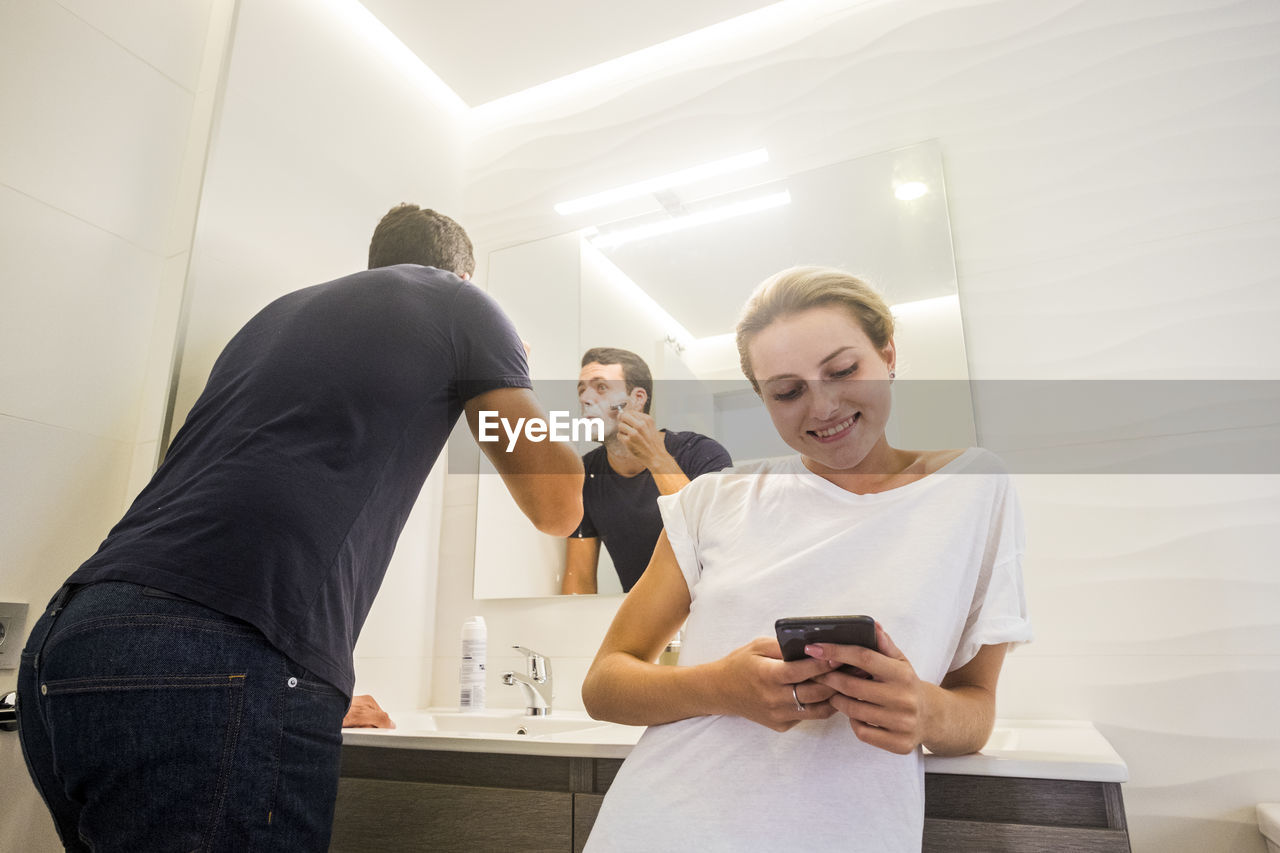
[775,615,878,673]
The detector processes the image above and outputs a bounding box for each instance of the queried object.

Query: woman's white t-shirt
[585,448,1033,853]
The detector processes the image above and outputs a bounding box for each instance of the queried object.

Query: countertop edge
[342,718,1131,782]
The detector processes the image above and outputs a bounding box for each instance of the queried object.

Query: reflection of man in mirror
[564,347,732,594]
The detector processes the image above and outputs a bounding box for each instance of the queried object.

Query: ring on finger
[791,684,806,712]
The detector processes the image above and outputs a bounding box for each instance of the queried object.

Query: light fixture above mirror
[554,147,771,216]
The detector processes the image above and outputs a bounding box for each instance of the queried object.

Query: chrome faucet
[502,645,552,716]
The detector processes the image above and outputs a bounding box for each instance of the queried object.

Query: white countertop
[342,710,1128,783]
[922,719,1129,783]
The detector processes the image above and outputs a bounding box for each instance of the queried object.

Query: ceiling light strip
[468,0,879,125]
[321,0,467,113]
[555,149,770,216]
[590,190,791,249]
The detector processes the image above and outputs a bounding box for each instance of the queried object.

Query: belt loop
[48,583,79,615]
[29,584,79,675]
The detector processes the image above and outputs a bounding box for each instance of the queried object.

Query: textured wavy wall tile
[1029,524,1280,579]
[958,219,1280,380]
[997,656,1280,734]
[987,427,1280,474]
[1105,726,1280,788]
[1019,581,1280,655]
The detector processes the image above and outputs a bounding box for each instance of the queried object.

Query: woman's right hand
[709,637,841,731]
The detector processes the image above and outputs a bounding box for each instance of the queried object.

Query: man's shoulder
[280,265,469,319]
[662,428,726,452]
[663,429,732,469]
[324,263,466,291]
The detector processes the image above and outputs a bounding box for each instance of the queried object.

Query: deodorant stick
[459,616,487,712]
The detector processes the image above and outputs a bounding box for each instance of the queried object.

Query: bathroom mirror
[473,139,976,599]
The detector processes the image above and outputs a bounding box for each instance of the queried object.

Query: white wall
[441,2,1280,852]
[0,0,232,848]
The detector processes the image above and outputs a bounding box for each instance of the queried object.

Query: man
[562,347,731,594]
[17,204,583,851]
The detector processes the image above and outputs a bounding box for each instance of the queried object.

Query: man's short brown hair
[368,203,475,276]
[581,347,653,414]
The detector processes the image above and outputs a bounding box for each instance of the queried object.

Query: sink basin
[347,709,611,739]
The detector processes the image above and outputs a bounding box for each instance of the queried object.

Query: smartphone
[775,615,877,674]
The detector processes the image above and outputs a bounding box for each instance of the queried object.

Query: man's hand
[615,410,668,467]
[342,694,395,729]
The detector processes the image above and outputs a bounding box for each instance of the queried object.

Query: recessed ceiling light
[894,181,928,201]
[589,190,791,249]
[469,0,868,123]
[555,149,770,216]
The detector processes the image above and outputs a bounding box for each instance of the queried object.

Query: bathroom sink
[348,709,613,739]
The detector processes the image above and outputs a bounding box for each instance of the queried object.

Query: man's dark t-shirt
[70,265,530,695]
[574,430,732,591]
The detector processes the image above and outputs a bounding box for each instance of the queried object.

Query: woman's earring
[889,370,896,382]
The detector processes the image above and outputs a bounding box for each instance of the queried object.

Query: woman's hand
[809,623,931,754]
[709,637,841,732]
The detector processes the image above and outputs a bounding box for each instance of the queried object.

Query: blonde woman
[582,267,1031,852]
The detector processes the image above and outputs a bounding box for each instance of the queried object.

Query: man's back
[71,264,530,692]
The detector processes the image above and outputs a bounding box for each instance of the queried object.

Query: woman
[581,267,1032,852]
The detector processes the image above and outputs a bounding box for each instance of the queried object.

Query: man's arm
[562,536,601,594]
[651,433,733,495]
[465,387,583,536]
[618,418,733,496]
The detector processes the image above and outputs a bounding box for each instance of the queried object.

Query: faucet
[502,645,553,716]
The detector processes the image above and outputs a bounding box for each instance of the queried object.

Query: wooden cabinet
[334,746,1130,852]
[331,779,571,852]
[924,774,1130,852]
[331,748,581,853]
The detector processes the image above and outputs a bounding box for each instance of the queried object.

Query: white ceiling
[359,0,778,106]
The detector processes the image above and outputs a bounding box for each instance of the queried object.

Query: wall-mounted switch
[0,602,30,670]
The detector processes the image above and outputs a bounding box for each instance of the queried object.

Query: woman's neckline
[790,447,979,498]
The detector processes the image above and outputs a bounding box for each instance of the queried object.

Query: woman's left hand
[809,623,930,755]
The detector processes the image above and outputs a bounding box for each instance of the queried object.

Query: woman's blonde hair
[735,266,895,392]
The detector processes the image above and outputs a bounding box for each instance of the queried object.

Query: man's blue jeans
[17,581,349,851]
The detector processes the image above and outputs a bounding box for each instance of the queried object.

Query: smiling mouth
[809,413,859,441]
